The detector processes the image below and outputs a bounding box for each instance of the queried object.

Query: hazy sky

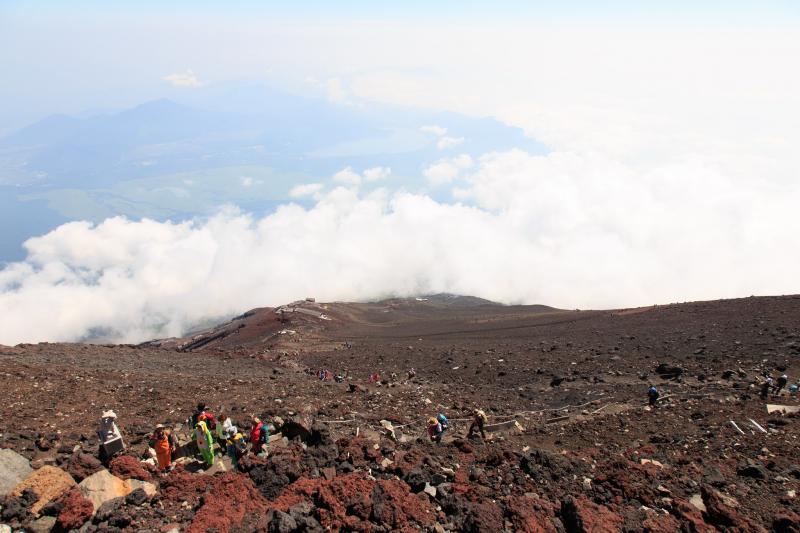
[1,1,799,343]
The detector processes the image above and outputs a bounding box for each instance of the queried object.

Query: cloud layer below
[2,147,799,345]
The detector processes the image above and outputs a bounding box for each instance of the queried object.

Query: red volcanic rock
[371,478,437,530]
[65,452,103,482]
[55,488,94,531]
[592,458,662,506]
[161,469,269,533]
[669,498,715,533]
[336,436,383,467]
[463,499,505,532]
[268,473,436,531]
[189,474,269,533]
[392,448,427,478]
[641,511,682,533]
[701,485,767,533]
[773,510,800,533]
[505,496,559,533]
[109,455,153,481]
[316,473,375,528]
[561,496,624,533]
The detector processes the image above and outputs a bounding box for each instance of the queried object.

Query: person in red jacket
[250,417,269,456]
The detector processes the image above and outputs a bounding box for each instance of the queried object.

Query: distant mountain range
[0,84,546,261]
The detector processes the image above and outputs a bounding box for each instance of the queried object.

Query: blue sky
[3,0,800,21]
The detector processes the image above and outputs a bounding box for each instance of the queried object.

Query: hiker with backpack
[225,426,248,470]
[760,376,774,400]
[468,409,489,439]
[149,424,177,471]
[250,416,269,456]
[437,413,449,433]
[775,374,789,395]
[428,417,444,443]
[648,385,660,407]
[191,403,217,431]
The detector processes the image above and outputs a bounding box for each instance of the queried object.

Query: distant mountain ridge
[0,83,546,261]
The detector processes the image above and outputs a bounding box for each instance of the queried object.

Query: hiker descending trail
[149,424,177,471]
[468,408,489,439]
[648,385,659,406]
[225,426,247,470]
[250,416,269,456]
[192,420,215,467]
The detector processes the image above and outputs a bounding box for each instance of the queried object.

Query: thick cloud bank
[2,148,799,345]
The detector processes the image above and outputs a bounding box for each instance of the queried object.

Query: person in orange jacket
[149,424,176,471]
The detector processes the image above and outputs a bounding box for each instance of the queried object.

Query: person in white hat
[149,424,176,471]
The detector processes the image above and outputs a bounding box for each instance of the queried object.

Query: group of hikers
[760,373,797,399]
[144,403,270,473]
[311,367,417,385]
[648,372,797,406]
[426,409,490,443]
[98,369,798,473]
[99,403,494,473]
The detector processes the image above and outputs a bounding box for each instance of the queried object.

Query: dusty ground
[1,294,799,531]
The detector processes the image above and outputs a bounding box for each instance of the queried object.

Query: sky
[1,1,799,344]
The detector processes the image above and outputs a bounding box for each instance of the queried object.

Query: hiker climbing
[760,376,774,400]
[408,367,416,379]
[250,416,269,456]
[468,408,488,439]
[225,426,247,470]
[648,385,659,406]
[428,417,444,443]
[97,410,125,460]
[192,419,215,467]
[216,410,233,443]
[149,424,176,471]
[437,413,449,432]
[368,372,381,384]
[775,373,789,395]
[191,402,216,432]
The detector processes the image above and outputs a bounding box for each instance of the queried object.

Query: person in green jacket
[192,420,215,467]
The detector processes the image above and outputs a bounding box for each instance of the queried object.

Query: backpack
[200,411,217,431]
[233,435,247,458]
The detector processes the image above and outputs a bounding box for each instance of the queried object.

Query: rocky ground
[1,294,800,532]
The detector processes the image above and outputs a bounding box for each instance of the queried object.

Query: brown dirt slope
[0,294,799,531]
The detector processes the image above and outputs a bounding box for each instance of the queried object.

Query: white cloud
[332,166,362,185]
[423,154,473,185]
[289,183,324,199]
[437,136,464,150]
[325,77,347,103]
[363,166,391,182]
[240,176,263,188]
[420,125,447,136]
[2,152,799,346]
[162,69,204,88]
[331,166,391,185]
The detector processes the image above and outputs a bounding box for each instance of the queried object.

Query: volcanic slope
[1,294,799,532]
